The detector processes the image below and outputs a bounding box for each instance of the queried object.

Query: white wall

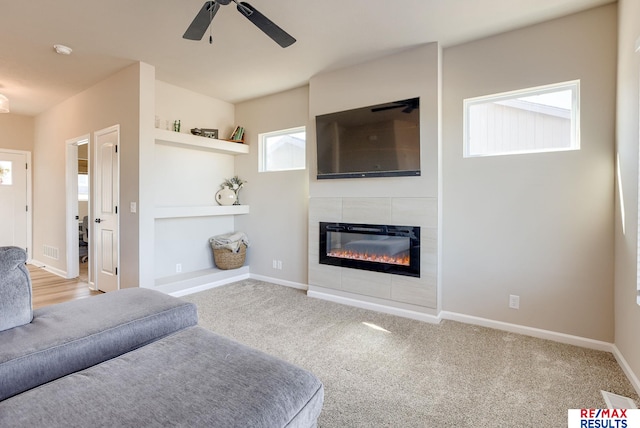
[0,114,34,152]
[614,0,640,392]
[33,63,143,287]
[152,143,235,278]
[234,86,310,286]
[442,5,617,341]
[309,43,440,200]
[155,80,235,139]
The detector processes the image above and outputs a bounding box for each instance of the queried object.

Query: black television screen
[315,97,420,179]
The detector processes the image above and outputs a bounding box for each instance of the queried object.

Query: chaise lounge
[0,246,324,427]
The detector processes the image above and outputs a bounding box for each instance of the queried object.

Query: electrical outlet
[272,259,277,269]
[509,294,520,309]
[277,260,282,270]
[176,263,182,273]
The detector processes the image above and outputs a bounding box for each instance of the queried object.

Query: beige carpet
[183,279,639,427]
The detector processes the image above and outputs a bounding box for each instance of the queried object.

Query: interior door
[94,126,119,292]
[0,150,29,254]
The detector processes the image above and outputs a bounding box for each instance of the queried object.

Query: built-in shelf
[155,205,250,219]
[154,128,249,155]
[152,127,250,294]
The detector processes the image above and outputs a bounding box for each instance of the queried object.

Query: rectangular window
[464,81,580,157]
[258,127,306,172]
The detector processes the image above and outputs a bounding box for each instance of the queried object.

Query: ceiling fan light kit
[183,0,296,48]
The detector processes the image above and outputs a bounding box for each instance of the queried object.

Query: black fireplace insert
[319,222,420,277]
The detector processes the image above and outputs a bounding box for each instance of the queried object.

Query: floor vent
[601,390,638,409]
[43,245,59,260]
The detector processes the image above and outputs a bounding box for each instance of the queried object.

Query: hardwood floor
[29,263,102,309]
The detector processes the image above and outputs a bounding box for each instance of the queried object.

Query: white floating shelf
[154,128,249,155]
[155,205,250,219]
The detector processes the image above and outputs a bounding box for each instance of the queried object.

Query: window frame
[463,80,581,158]
[258,126,306,173]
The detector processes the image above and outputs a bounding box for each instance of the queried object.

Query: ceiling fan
[183,0,296,48]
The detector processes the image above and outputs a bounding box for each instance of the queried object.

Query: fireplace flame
[327,249,410,266]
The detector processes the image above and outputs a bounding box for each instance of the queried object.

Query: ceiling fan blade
[183,1,220,41]
[236,2,296,48]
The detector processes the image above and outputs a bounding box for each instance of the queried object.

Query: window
[78,174,89,201]
[0,161,12,185]
[258,127,306,172]
[464,81,580,157]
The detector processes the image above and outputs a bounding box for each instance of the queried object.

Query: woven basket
[211,243,246,270]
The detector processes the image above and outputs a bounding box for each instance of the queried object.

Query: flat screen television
[315,97,420,179]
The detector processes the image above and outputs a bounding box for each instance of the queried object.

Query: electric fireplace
[319,222,420,277]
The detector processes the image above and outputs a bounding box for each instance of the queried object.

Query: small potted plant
[221,176,247,205]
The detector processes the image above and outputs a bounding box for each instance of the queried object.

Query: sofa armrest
[0,288,197,400]
[0,246,32,332]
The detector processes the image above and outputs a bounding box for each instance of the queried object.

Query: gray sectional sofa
[0,246,324,427]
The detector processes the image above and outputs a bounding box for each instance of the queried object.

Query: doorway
[66,126,120,292]
[66,136,91,283]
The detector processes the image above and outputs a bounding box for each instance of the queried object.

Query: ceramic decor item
[215,186,237,206]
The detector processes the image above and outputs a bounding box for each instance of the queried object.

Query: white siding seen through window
[464,81,580,157]
[259,127,306,172]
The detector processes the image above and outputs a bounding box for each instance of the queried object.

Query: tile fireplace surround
[308,197,438,319]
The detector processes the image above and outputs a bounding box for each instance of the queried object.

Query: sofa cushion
[0,288,198,401]
[0,246,33,332]
[0,326,325,428]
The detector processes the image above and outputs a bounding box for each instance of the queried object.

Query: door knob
[95,218,102,223]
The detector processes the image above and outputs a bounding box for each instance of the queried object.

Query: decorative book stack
[227,126,245,143]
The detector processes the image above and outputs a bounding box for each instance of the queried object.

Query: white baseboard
[28,259,68,279]
[439,311,613,352]
[249,274,308,291]
[308,289,441,324]
[611,345,640,399]
[168,272,250,297]
[168,272,308,297]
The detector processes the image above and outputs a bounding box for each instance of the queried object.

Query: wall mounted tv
[315,97,420,179]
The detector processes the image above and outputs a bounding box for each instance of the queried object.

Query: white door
[94,126,119,292]
[0,150,29,255]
